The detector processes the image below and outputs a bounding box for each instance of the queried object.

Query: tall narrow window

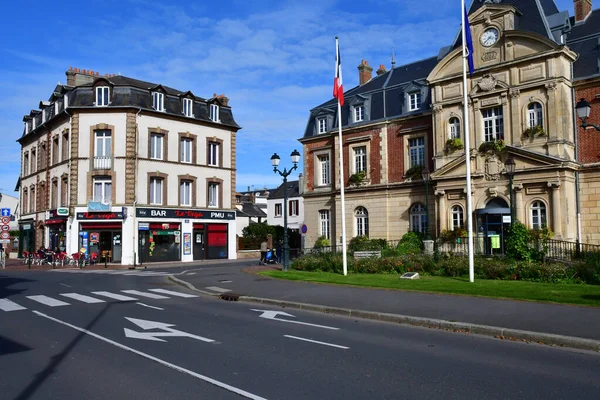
[408,92,421,111]
[289,200,299,216]
[52,136,59,165]
[40,143,47,169]
[449,117,461,139]
[527,102,543,128]
[30,187,35,212]
[153,92,165,112]
[319,210,330,240]
[31,148,36,173]
[150,177,163,205]
[94,129,112,169]
[96,86,110,106]
[181,138,192,163]
[62,131,69,161]
[61,178,68,207]
[530,201,547,230]
[93,177,112,204]
[180,180,192,206]
[410,203,427,233]
[210,104,220,122]
[22,188,28,214]
[23,152,29,175]
[354,207,369,237]
[208,141,220,166]
[275,203,282,217]
[353,146,366,173]
[354,104,365,122]
[317,154,330,186]
[150,133,163,160]
[408,137,425,168]
[208,182,219,208]
[51,180,58,209]
[482,107,503,142]
[451,205,464,230]
[183,98,193,117]
[318,118,327,134]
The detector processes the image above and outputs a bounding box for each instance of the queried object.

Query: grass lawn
[259,270,600,307]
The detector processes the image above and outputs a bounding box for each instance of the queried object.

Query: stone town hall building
[16,68,240,264]
[300,0,600,249]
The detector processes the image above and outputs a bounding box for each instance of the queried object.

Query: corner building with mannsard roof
[300,0,600,250]
[16,67,240,264]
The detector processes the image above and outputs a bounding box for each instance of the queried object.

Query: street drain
[220,293,240,301]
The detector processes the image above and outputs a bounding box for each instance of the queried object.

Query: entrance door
[193,231,204,260]
[476,198,511,255]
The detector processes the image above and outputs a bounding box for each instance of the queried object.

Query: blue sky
[0,0,574,196]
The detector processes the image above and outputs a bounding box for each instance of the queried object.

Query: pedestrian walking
[276,241,282,264]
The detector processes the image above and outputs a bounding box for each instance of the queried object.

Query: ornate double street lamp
[271,149,301,271]
[421,167,431,239]
[576,98,600,131]
[505,156,516,227]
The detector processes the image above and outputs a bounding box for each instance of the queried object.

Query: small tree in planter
[444,138,464,155]
[404,165,424,180]
[348,170,367,187]
[478,139,506,156]
[522,125,546,139]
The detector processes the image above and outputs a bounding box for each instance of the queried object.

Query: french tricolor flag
[333,37,344,106]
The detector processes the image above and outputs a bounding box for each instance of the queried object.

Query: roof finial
[391,47,396,67]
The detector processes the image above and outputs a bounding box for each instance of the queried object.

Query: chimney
[376,64,387,76]
[65,67,102,87]
[216,93,229,106]
[357,59,373,85]
[574,0,592,23]
[298,173,304,195]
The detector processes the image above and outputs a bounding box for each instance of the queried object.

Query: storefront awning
[80,223,122,229]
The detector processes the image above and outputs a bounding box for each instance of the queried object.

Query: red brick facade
[575,82,600,164]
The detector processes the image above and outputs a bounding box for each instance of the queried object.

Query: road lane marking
[121,290,169,299]
[32,311,267,400]
[148,289,198,298]
[137,302,164,310]
[205,286,231,293]
[60,283,72,288]
[251,309,340,330]
[92,291,138,301]
[26,295,70,307]
[60,293,106,304]
[283,335,349,349]
[0,298,27,312]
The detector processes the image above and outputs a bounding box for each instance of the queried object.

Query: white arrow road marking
[27,295,70,307]
[250,309,339,330]
[124,317,215,343]
[136,302,164,310]
[284,335,349,349]
[92,291,138,301]
[0,298,26,312]
[33,311,267,400]
[148,288,198,298]
[121,290,169,299]
[60,293,106,304]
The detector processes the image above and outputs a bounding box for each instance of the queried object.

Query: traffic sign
[1,208,10,217]
[0,232,9,239]
[1,216,9,225]
[301,224,307,234]
[1,225,9,232]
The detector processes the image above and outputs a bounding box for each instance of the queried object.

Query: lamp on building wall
[270,149,301,271]
[421,167,431,239]
[505,156,516,226]
[575,98,600,131]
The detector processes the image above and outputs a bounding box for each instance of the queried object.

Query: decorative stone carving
[545,81,558,91]
[488,187,499,197]
[483,11,492,25]
[547,181,561,189]
[484,154,503,181]
[434,189,446,197]
[477,74,497,92]
[481,51,498,62]
[509,89,520,99]
[513,183,523,191]
[433,104,443,114]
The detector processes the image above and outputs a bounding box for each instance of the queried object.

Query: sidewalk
[172,262,600,352]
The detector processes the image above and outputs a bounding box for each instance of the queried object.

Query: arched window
[451,205,464,230]
[530,201,547,230]
[527,102,543,128]
[410,203,427,233]
[449,117,461,139]
[354,207,369,237]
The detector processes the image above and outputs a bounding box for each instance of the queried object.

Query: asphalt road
[1,267,600,400]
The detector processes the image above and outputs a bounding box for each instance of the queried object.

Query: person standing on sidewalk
[275,241,282,264]
[259,240,268,265]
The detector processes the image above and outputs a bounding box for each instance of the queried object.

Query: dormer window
[153,92,165,112]
[42,109,46,122]
[210,104,220,122]
[318,118,327,134]
[354,104,365,122]
[408,92,421,111]
[24,122,29,134]
[96,86,110,106]
[183,98,193,117]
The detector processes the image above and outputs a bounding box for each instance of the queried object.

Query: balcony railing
[93,156,112,170]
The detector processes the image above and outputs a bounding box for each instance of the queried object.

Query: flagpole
[461,0,475,282]
[335,37,348,276]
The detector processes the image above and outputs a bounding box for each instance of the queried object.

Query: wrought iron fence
[545,239,600,262]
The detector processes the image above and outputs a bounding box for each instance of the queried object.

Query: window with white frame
[96,86,109,106]
[353,146,367,173]
[94,129,112,169]
[153,92,165,111]
[183,98,193,117]
[289,200,299,216]
[354,206,369,237]
[530,201,547,230]
[319,210,330,239]
[150,134,163,160]
[180,180,192,206]
[410,203,427,233]
[317,154,330,186]
[181,138,192,163]
[208,141,219,166]
[451,205,464,230]
[408,92,421,111]
[208,182,219,208]
[482,106,503,142]
[354,104,365,122]
[210,104,220,122]
[408,137,425,168]
[275,203,282,217]
[318,118,327,134]
[149,177,163,205]
[93,177,112,204]
[527,102,543,128]
[449,117,461,139]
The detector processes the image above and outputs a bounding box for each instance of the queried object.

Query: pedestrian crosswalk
[49,269,172,277]
[0,288,198,312]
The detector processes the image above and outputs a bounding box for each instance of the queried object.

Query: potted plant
[444,138,464,154]
[404,165,424,180]
[478,139,506,155]
[522,125,546,139]
[348,170,367,186]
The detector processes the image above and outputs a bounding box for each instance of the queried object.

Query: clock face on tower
[480,27,499,47]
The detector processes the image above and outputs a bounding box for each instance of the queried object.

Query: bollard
[28,255,31,269]
[104,257,107,269]
[79,256,83,269]
[53,258,56,269]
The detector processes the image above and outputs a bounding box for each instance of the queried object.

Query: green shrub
[438,255,469,277]
[314,236,331,249]
[505,221,533,261]
[397,232,423,255]
[348,236,370,252]
[475,257,514,280]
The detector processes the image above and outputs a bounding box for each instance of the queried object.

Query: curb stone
[168,276,600,353]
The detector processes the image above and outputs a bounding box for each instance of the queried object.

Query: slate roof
[268,180,300,200]
[236,203,267,218]
[567,9,600,79]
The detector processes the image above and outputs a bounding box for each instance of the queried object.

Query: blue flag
[464,5,474,76]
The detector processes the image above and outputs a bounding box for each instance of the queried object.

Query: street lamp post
[505,156,516,226]
[421,167,431,239]
[271,149,301,272]
[575,98,600,131]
